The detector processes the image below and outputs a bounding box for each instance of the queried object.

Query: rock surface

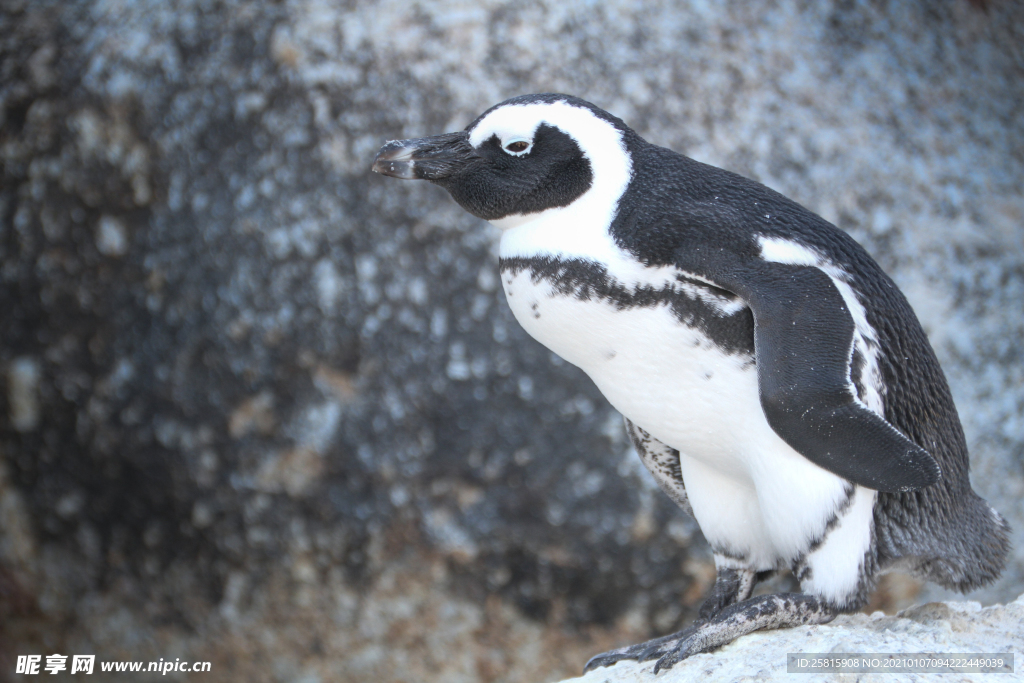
[1,1,1022,682]
[561,595,1024,683]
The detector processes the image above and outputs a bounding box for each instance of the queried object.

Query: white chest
[500,265,764,472]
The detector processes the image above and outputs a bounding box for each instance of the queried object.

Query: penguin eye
[504,139,531,155]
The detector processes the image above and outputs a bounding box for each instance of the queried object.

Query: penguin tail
[917,497,1010,592]
[876,490,1011,592]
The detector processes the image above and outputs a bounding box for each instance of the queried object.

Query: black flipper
[742,264,940,493]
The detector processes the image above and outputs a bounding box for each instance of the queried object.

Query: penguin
[371,94,1010,673]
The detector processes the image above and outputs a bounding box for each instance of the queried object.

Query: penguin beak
[372,131,476,181]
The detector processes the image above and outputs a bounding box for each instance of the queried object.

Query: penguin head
[373,94,635,225]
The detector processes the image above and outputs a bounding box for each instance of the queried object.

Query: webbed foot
[583,623,703,673]
[584,593,837,674]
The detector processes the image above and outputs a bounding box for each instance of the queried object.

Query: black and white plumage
[372,94,1010,672]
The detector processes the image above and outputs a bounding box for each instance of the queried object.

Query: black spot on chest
[499,256,756,357]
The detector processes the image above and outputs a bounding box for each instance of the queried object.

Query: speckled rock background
[0,1,1021,682]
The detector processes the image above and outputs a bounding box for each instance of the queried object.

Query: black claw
[583,653,623,673]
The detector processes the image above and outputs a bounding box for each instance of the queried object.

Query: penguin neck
[494,196,621,265]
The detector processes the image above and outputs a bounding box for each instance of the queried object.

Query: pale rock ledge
[557,594,1024,683]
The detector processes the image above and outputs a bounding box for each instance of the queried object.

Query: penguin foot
[583,623,704,674]
[584,592,838,674]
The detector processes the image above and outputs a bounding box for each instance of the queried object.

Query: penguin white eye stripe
[469,100,632,236]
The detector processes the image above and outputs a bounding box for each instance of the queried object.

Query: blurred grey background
[1,1,1022,681]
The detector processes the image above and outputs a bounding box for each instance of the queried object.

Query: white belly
[501,266,857,571]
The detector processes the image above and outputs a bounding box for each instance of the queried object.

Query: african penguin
[372,94,1010,673]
